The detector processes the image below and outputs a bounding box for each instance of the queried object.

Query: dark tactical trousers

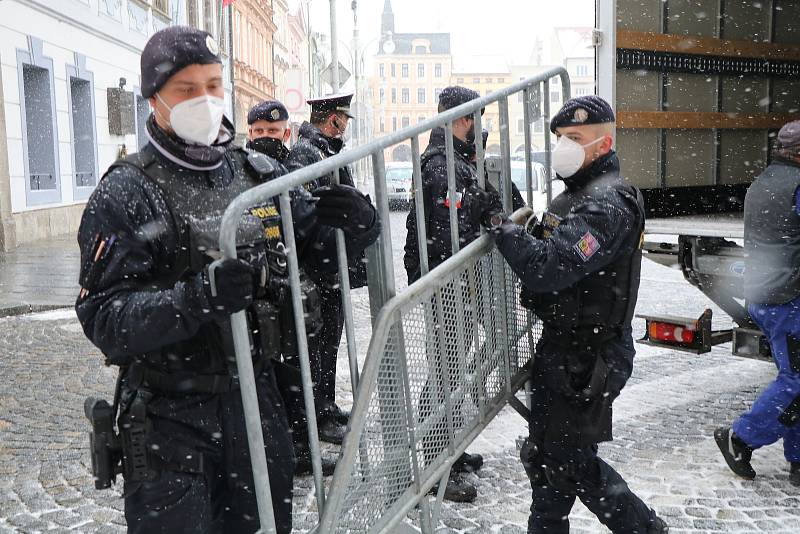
[123,372,295,534]
[521,441,656,534]
[521,341,654,534]
[313,285,345,417]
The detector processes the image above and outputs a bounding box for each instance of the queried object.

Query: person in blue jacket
[716,120,800,487]
[472,95,667,533]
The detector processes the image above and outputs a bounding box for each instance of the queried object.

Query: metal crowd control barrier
[217,67,570,533]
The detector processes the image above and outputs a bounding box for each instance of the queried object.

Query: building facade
[231,0,276,143]
[369,0,452,162]
[286,4,311,135]
[450,56,511,155]
[0,0,231,250]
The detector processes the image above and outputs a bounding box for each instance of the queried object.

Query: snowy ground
[0,210,797,533]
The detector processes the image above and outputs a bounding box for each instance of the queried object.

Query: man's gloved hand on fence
[190,258,255,317]
[312,184,377,234]
[468,184,504,230]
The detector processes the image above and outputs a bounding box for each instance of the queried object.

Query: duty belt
[127,357,266,395]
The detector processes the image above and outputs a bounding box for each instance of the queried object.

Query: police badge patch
[271,109,281,120]
[205,35,220,56]
[574,108,589,123]
[574,231,600,261]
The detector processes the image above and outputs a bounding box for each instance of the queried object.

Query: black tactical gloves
[193,258,255,317]
[312,184,377,234]
[468,185,504,230]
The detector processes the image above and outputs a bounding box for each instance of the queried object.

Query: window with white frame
[576,64,589,77]
[417,88,425,104]
[17,41,61,205]
[67,59,98,198]
[402,88,409,103]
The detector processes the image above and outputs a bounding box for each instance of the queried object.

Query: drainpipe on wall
[0,58,16,251]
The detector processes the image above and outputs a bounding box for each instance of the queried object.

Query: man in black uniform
[246,99,292,163]
[245,98,338,476]
[76,27,379,533]
[472,96,667,533]
[404,86,499,503]
[285,93,364,444]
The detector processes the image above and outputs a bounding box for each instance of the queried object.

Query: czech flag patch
[574,231,600,262]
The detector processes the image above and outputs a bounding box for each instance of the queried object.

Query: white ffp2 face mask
[551,136,604,178]
[157,93,225,146]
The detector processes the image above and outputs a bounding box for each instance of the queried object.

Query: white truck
[596,0,800,359]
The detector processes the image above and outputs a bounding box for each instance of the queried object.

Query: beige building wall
[232,0,277,142]
[370,49,452,162]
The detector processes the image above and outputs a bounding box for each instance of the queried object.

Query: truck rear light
[636,309,731,354]
[648,321,696,344]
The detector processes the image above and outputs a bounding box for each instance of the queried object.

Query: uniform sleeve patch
[574,231,600,262]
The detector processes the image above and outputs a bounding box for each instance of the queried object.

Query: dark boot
[318,416,347,445]
[294,443,336,477]
[431,473,477,503]
[649,513,669,533]
[714,427,756,480]
[330,403,350,426]
[790,462,800,487]
[453,451,484,473]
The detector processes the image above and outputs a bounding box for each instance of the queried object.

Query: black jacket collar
[298,121,344,156]
[425,127,473,163]
[561,151,620,191]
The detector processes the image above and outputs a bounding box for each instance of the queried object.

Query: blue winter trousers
[733,296,800,462]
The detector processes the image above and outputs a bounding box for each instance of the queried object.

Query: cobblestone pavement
[1,211,799,533]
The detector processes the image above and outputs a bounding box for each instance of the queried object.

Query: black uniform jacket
[403,127,505,283]
[75,144,364,366]
[493,153,641,395]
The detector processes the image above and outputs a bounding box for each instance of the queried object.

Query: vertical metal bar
[228,310,278,534]
[473,109,485,189]
[278,192,326,513]
[522,87,533,206]
[372,150,396,300]
[498,96,513,211]
[444,121,460,255]
[443,120,469,444]
[412,136,429,277]
[394,310,435,534]
[331,165,361,391]
[543,80,553,207]
[366,150,396,324]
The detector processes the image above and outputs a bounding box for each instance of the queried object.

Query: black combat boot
[318,416,347,444]
[714,427,756,480]
[330,403,350,426]
[294,442,336,476]
[453,451,484,473]
[790,462,800,487]
[648,513,669,533]
[431,472,477,503]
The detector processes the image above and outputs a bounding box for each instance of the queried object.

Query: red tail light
[648,321,696,344]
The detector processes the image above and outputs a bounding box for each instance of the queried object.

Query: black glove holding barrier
[191,258,255,317]
[312,184,376,234]
[468,184,504,229]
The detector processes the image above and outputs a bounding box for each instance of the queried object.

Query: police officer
[76,26,379,533]
[404,86,498,503]
[715,120,800,488]
[247,99,292,163]
[285,93,365,444]
[472,96,667,533]
[245,99,339,476]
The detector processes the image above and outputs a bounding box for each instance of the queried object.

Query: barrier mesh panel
[326,244,542,533]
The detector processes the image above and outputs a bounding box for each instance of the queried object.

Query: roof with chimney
[378,0,451,56]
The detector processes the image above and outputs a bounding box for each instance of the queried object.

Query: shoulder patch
[574,231,600,262]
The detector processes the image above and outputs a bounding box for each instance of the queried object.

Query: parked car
[509,161,564,214]
[385,162,414,209]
